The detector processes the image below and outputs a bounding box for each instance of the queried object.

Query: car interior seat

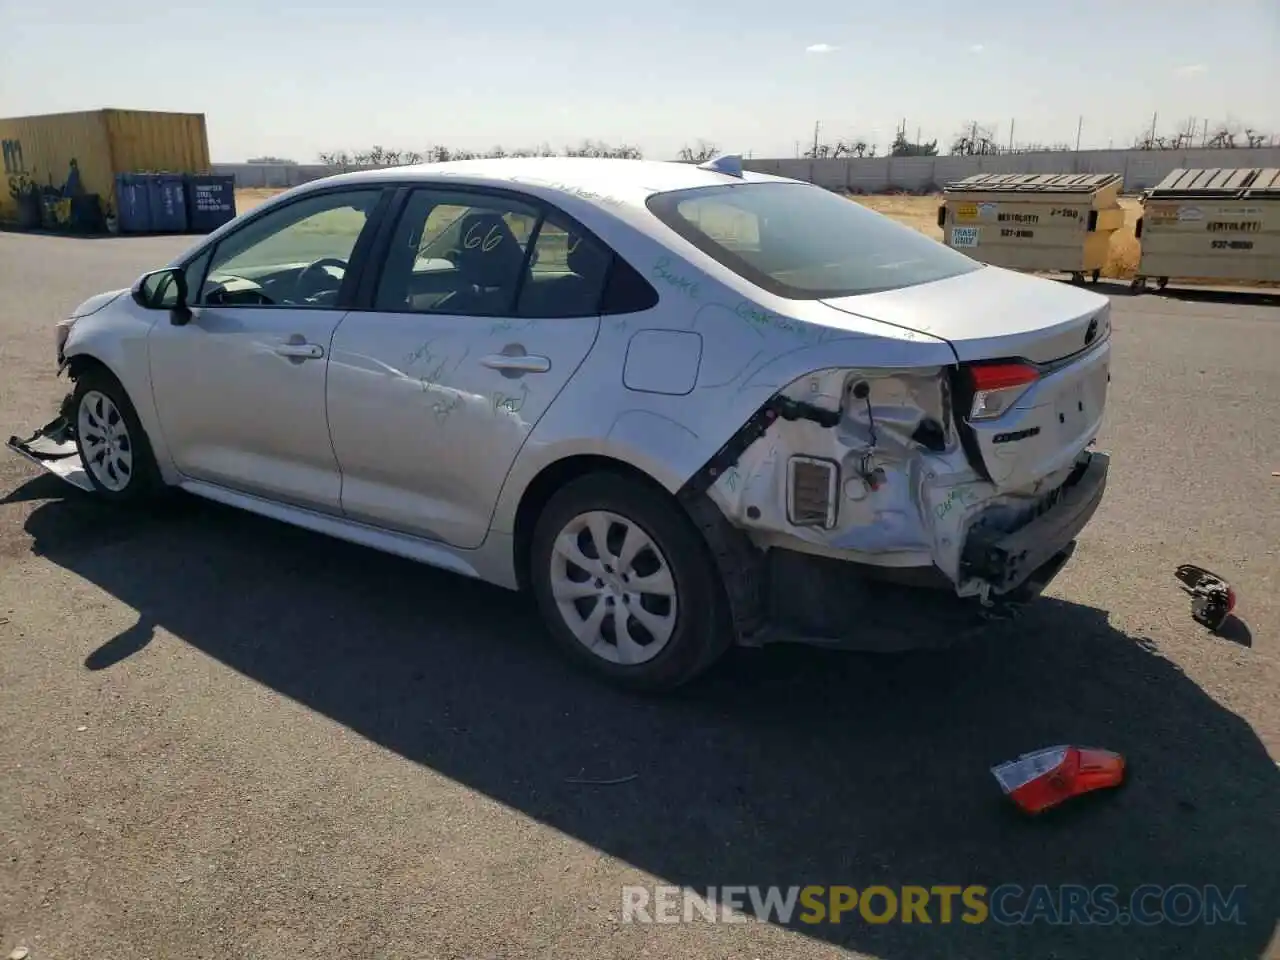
[439,211,525,314]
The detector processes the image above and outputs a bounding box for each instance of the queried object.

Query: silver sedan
[9,155,1112,690]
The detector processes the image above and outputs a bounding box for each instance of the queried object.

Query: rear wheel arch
[524,465,742,690]
[513,455,672,592]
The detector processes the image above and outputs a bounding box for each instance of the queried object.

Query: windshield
[645,181,983,299]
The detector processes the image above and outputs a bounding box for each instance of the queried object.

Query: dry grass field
[234,188,287,215]
[233,188,1149,279]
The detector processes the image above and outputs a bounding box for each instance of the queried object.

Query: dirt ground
[233,188,287,215]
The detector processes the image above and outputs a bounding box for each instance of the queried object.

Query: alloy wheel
[77,390,134,493]
[548,510,678,665]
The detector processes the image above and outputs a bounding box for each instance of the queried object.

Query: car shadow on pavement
[1101,282,1280,308]
[19,485,1280,960]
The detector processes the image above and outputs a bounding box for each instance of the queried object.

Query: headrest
[566,231,609,278]
[454,212,523,284]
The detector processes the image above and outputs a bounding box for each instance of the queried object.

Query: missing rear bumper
[6,412,93,493]
[743,544,1074,652]
[961,451,1108,595]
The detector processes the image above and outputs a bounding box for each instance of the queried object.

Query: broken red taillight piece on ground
[991,745,1126,814]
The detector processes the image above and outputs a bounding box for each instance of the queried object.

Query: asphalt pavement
[1,230,1278,960]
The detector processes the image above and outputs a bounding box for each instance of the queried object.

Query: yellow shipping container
[0,108,210,224]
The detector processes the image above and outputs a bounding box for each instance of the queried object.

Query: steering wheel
[294,257,349,301]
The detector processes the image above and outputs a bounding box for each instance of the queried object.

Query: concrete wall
[742,146,1280,193]
[212,162,337,188]
[213,146,1280,194]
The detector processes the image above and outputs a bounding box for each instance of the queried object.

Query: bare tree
[803,137,872,159]
[1008,141,1073,154]
[677,140,719,163]
[563,139,643,159]
[320,147,424,169]
[507,142,558,158]
[889,122,937,157]
[318,150,358,171]
[1133,117,1270,150]
[1170,116,1200,150]
[1133,128,1174,150]
[950,121,1000,156]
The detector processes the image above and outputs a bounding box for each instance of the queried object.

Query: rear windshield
[645,181,982,299]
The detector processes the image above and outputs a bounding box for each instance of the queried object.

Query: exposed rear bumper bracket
[6,414,94,493]
[961,451,1109,594]
[677,395,841,501]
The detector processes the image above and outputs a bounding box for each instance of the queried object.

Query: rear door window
[375,190,540,316]
[516,214,611,317]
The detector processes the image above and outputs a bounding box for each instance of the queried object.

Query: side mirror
[131,267,192,325]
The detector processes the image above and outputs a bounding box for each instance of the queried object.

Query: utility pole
[1008,118,1015,152]
[1149,111,1158,146]
[1201,118,1208,147]
[812,121,821,158]
[1075,115,1083,152]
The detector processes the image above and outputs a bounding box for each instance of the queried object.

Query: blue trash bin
[115,174,154,233]
[183,174,237,232]
[147,174,189,232]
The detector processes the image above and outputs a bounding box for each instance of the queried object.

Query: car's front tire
[72,367,162,502]
[529,473,734,692]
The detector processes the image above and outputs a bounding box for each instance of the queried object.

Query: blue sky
[2,0,1276,162]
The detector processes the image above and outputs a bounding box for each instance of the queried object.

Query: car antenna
[696,154,744,178]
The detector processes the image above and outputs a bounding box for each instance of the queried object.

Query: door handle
[480,354,551,374]
[275,342,325,360]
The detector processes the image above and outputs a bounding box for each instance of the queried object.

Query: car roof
[302,156,790,209]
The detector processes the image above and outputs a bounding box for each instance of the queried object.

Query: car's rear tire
[529,472,734,692]
[72,367,162,502]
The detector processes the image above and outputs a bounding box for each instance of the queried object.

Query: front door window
[195,189,381,308]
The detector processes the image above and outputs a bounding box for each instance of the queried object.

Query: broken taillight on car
[967,362,1040,421]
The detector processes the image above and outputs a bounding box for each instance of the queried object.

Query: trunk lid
[822,266,1112,492]
[820,264,1110,364]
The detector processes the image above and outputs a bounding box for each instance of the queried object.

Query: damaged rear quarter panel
[707,363,993,580]
[705,357,1097,593]
[488,281,961,537]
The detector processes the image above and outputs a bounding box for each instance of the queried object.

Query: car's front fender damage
[676,366,1108,650]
